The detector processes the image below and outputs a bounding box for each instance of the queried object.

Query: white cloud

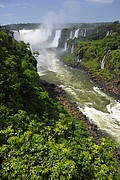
[87,0,115,3]
[8,3,31,8]
[64,1,80,5]
[15,3,30,7]
[0,3,5,8]
[2,13,14,17]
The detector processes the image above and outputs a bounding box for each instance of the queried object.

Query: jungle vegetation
[62,21,120,88]
[0,28,120,179]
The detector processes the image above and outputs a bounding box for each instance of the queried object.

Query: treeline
[89,21,120,40]
[3,22,104,31]
[0,29,120,179]
[2,23,42,30]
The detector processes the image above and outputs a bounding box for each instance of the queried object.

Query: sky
[0,0,120,25]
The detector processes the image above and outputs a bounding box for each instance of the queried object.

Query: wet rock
[39,78,120,165]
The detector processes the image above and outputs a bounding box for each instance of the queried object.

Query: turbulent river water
[37,49,120,143]
[14,29,120,143]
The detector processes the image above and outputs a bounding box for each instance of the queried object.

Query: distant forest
[2,22,112,30]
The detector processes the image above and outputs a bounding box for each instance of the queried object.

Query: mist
[40,1,82,29]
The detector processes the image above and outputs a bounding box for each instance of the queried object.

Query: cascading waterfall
[14,28,62,49]
[106,30,112,36]
[64,31,73,52]
[106,31,109,36]
[84,29,87,37]
[64,28,88,53]
[51,30,61,47]
[37,49,120,143]
[14,28,52,46]
[13,27,120,143]
[101,55,106,69]
[14,31,22,41]
[27,43,33,53]
[73,29,79,39]
[64,42,68,52]
[71,44,74,54]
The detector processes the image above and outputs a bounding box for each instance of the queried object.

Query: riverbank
[39,79,101,143]
[39,78,120,164]
[72,62,120,99]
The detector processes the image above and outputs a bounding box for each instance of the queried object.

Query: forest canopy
[0,28,120,179]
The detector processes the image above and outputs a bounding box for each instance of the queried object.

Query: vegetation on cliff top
[62,22,120,94]
[0,29,120,179]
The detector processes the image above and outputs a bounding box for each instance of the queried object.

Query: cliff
[62,21,120,98]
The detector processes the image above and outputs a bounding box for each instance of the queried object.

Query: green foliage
[62,53,76,65]
[33,50,39,57]
[0,29,120,179]
[63,23,120,83]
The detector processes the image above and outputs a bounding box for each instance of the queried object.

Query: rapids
[14,28,120,143]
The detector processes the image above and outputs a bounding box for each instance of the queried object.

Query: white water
[51,30,61,47]
[71,44,74,54]
[106,30,112,36]
[14,28,52,46]
[84,29,87,37]
[64,42,68,52]
[101,55,106,69]
[14,28,120,143]
[106,31,109,36]
[73,29,79,39]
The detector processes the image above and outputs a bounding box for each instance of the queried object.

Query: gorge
[13,23,120,143]
[1,22,120,179]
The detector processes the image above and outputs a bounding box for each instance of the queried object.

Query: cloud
[41,0,82,26]
[87,0,115,3]
[2,13,14,17]
[64,1,80,5]
[0,3,5,8]
[8,3,31,8]
[15,3,30,7]
[42,11,58,26]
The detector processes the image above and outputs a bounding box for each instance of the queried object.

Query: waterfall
[70,31,73,39]
[51,30,61,48]
[101,55,106,69]
[106,30,112,36]
[14,31,21,41]
[64,42,68,52]
[14,28,52,46]
[84,29,87,37]
[27,44,33,53]
[73,29,79,39]
[71,44,74,54]
[106,31,109,36]
[14,28,62,48]
[109,30,112,35]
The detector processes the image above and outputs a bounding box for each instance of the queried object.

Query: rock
[39,78,120,165]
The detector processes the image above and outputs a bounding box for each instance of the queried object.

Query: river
[14,29,120,143]
[36,48,120,143]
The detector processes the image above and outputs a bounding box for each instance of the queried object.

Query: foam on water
[13,29,120,143]
[93,86,111,101]
[83,105,120,142]
[37,52,120,143]
[14,29,52,46]
[65,87,77,96]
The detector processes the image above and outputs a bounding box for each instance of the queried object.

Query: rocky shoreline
[72,63,120,99]
[39,78,120,165]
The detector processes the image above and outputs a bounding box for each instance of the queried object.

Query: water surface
[37,48,120,143]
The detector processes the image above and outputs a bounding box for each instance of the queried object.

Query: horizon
[3,21,117,25]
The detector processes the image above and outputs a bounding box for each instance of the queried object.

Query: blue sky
[0,0,120,25]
